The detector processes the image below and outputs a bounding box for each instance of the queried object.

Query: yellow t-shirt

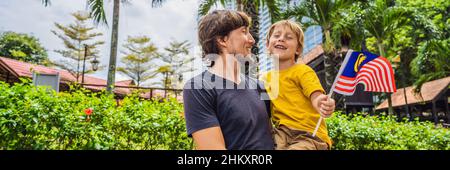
[261,64,332,146]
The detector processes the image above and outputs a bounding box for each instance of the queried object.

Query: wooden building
[376,76,450,125]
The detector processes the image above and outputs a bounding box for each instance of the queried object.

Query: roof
[0,56,130,95]
[140,90,183,102]
[302,45,324,65]
[376,76,450,110]
[115,79,135,86]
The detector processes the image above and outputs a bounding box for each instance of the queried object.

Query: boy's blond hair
[266,20,304,61]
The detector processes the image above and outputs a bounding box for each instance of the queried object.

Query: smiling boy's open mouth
[274,45,287,50]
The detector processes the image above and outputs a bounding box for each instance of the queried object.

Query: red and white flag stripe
[334,57,396,95]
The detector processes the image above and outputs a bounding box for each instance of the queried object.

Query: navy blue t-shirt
[183,71,274,150]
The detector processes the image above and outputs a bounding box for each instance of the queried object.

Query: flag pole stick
[312,50,354,137]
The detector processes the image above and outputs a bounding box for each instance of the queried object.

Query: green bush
[2,81,449,150]
[0,80,192,150]
[327,112,450,150]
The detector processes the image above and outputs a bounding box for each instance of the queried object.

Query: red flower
[84,108,93,116]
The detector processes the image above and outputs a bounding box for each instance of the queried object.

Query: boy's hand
[317,94,335,118]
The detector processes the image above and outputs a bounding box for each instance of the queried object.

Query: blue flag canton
[341,51,380,78]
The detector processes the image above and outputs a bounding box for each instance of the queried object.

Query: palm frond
[42,0,51,6]
[264,0,281,23]
[198,0,217,16]
[87,0,108,25]
[151,0,166,7]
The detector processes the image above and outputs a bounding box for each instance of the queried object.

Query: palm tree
[362,0,409,115]
[198,0,281,77]
[42,0,166,94]
[363,0,408,58]
[285,0,357,92]
[410,39,450,93]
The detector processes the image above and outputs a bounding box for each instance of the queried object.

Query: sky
[0,0,208,85]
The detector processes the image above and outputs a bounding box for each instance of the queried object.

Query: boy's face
[219,26,255,57]
[267,25,300,61]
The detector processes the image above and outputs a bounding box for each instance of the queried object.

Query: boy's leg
[280,126,329,150]
[273,126,289,150]
[287,136,329,150]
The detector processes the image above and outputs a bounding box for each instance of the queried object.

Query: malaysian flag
[332,50,397,95]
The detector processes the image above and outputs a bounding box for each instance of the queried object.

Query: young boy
[261,20,336,150]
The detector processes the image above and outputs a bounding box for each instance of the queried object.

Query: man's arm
[192,126,226,150]
[183,83,224,150]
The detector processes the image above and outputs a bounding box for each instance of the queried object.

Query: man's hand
[311,92,336,118]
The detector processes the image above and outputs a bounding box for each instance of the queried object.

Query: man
[182,10,274,150]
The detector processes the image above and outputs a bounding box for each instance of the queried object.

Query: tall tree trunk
[76,54,81,83]
[323,30,336,92]
[106,0,120,94]
[323,52,334,92]
[236,0,243,11]
[243,1,259,78]
[137,62,140,87]
[164,72,168,98]
[76,41,82,83]
[82,45,87,86]
[377,41,394,115]
[399,55,411,120]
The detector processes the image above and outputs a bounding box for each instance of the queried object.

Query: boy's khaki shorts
[273,125,329,150]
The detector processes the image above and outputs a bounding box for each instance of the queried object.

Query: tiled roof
[115,79,135,86]
[302,45,324,64]
[0,56,130,95]
[376,76,450,110]
[140,90,183,102]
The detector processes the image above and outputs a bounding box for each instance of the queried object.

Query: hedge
[0,80,193,150]
[1,81,449,150]
[327,112,450,150]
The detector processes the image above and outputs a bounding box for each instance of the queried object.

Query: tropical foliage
[42,0,166,93]
[284,0,449,110]
[0,80,191,150]
[328,112,450,150]
[2,81,449,150]
[0,31,49,65]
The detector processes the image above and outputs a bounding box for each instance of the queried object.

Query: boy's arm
[310,91,335,118]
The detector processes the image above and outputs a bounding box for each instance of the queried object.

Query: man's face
[221,26,255,57]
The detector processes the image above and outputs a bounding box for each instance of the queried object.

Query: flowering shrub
[0,80,192,150]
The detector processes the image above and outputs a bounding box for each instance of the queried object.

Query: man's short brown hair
[198,10,251,58]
